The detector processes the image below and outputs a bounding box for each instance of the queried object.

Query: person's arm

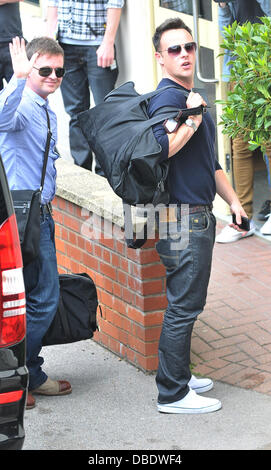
[96,7,122,68]
[0,37,38,131]
[218,1,234,32]
[215,168,248,230]
[167,91,207,158]
[46,5,58,38]
[256,0,271,17]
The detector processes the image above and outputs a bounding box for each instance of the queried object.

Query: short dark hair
[152,17,193,51]
[26,37,64,60]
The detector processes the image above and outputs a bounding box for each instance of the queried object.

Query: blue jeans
[59,43,118,172]
[155,206,216,404]
[23,213,59,390]
[0,42,14,90]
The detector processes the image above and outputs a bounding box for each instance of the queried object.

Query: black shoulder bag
[42,272,99,346]
[11,107,52,266]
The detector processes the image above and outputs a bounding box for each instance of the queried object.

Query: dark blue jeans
[59,43,118,172]
[155,206,216,404]
[23,213,59,390]
[0,42,14,90]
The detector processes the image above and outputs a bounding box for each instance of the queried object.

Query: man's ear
[155,51,164,66]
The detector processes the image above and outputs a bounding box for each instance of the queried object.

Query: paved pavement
[22,227,271,451]
[192,220,271,397]
[23,336,271,451]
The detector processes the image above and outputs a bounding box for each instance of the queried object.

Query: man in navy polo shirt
[148,17,247,414]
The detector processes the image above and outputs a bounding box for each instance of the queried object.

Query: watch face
[186,119,197,131]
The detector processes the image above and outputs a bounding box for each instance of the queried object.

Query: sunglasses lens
[167,45,182,55]
[185,43,196,52]
[167,43,196,55]
[38,67,65,77]
[39,67,52,77]
[55,68,65,77]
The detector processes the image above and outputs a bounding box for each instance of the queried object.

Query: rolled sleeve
[107,0,124,8]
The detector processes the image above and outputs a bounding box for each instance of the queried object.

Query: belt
[159,204,212,223]
[40,202,52,214]
[182,204,213,214]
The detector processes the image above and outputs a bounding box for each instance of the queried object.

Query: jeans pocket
[191,212,210,232]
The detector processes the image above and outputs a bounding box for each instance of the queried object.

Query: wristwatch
[185,118,198,133]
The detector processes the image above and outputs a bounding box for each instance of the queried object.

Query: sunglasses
[158,42,197,56]
[33,66,65,78]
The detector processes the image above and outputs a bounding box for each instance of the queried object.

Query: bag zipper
[13,202,30,214]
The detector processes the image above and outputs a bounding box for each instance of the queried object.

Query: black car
[0,154,28,450]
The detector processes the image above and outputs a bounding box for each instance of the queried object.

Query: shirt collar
[24,85,48,108]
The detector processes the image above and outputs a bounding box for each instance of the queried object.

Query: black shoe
[257,200,271,220]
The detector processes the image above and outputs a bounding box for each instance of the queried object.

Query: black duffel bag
[42,273,99,346]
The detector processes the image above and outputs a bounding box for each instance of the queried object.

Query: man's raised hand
[9,37,39,79]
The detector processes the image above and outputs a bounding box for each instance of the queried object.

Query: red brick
[53,210,63,224]
[135,294,167,312]
[68,231,78,245]
[63,214,80,232]
[112,281,121,298]
[55,238,66,254]
[112,297,127,316]
[66,244,83,262]
[117,270,127,286]
[82,252,99,271]
[57,197,67,211]
[100,261,117,280]
[136,354,159,372]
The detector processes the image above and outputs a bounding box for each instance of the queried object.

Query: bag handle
[40,106,52,191]
[123,202,148,249]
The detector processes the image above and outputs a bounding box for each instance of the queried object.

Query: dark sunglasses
[33,66,65,78]
[158,42,197,56]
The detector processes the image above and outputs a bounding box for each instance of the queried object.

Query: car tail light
[0,214,26,347]
[0,390,23,405]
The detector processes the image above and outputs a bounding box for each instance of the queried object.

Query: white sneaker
[215,222,255,243]
[157,389,222,414]
[260,214,271,235]
[188,374,213,393]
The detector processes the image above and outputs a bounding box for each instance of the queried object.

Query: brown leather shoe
[32,377,72,396]
[26,391,36,409]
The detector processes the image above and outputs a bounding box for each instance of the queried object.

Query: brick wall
[52,195,167,372]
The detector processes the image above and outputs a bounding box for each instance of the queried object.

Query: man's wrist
[185,118,198,133]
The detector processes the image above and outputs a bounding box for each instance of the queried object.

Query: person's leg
[232,136,254,220]
[216,136,256,243]
[59,43,92,169]
[86,46,118,175]
[155,207,216,405]
[259,147,271,234]
[24,213,59,391]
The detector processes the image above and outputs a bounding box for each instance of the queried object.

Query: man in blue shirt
[0,36,72,409]
[149,18,246,414]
